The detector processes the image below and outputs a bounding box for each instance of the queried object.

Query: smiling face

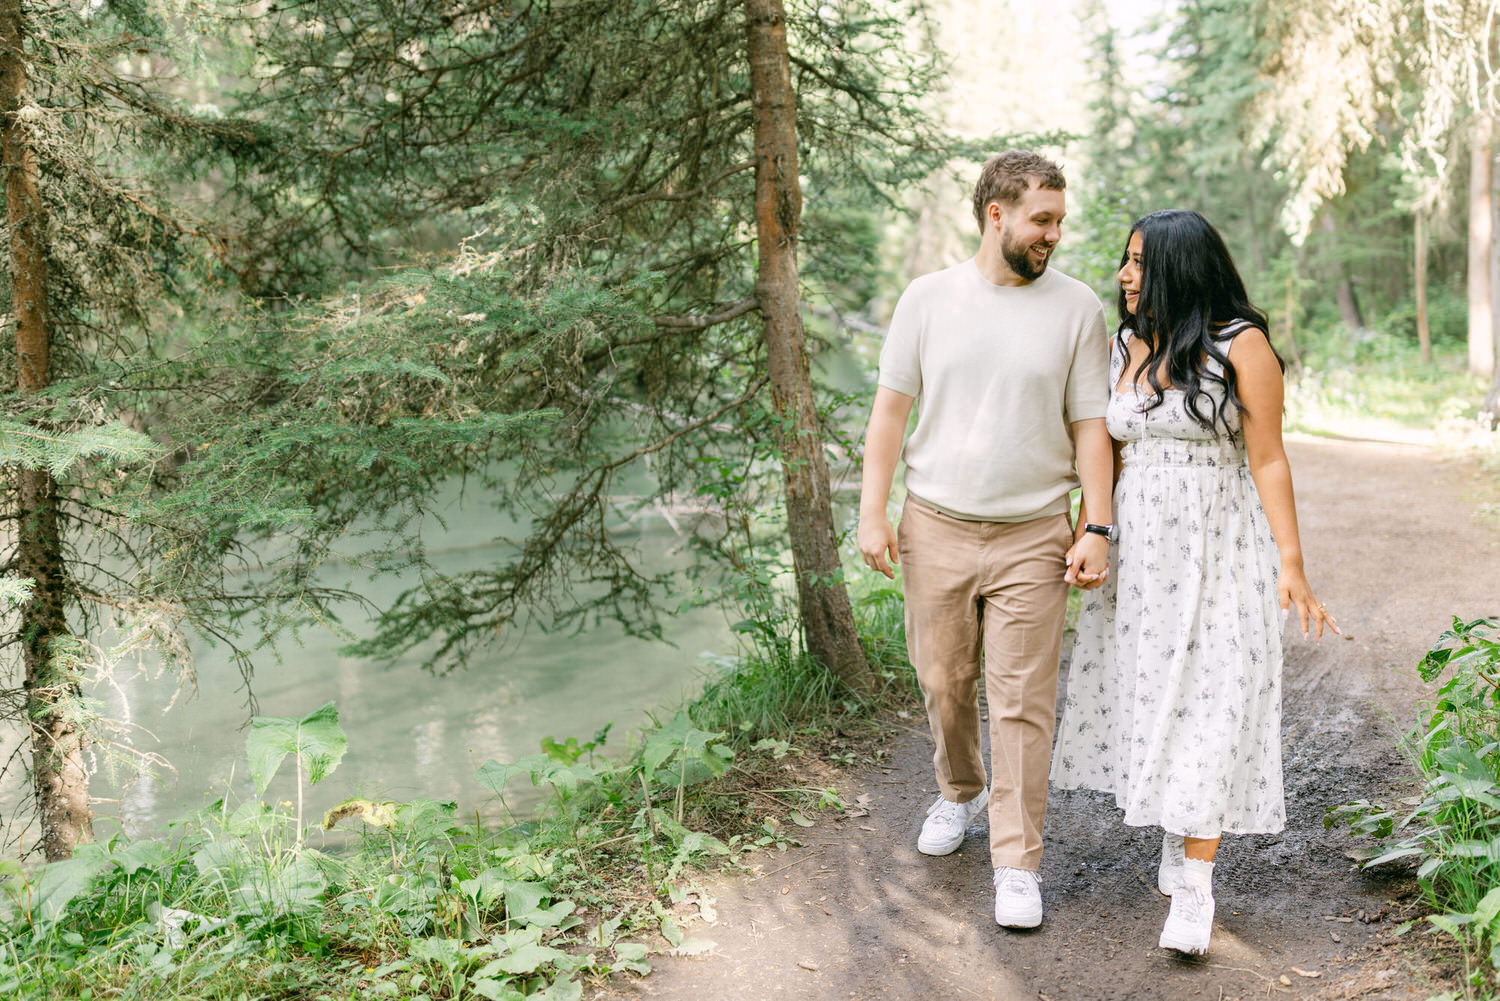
[993,183,1065,282]
[1117,230,1143,315]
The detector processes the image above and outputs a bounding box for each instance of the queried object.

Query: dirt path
[599,436,1500,1001]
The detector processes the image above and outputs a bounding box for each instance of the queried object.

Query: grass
[1282,324,1487,439]
[0,580,917,1001]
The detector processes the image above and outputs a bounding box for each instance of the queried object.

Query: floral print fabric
[1051,325,1286,838]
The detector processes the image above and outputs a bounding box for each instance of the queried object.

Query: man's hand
[859,514,900,579]
[1065,531,1110,589]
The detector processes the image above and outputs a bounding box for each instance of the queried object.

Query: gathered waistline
[1120,436,1247,468]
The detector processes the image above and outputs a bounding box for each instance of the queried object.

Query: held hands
[1065,532,1110,590]
[859,513,899,579]
[1280,565,1340,642]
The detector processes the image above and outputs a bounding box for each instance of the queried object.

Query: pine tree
[0,0,251,858]
[220,0,954,680]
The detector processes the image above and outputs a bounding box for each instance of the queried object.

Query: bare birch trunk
[1415,209,1431,364]
[1469,113,1495,380]
[2,0,90,860]
[744,0,871,690]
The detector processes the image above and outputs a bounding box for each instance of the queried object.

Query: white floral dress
[1051,324,1286,838]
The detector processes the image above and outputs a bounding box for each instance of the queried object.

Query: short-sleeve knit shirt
[877,258,1110,522]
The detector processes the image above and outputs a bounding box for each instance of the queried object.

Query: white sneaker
[1158,832,1186,895]
[1158,862,1214,954]
[916,789,988,856]
[993,866,1043,928]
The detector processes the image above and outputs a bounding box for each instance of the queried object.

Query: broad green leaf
[523,899,578,929]
[29,846,112,931]
[246,702,348,793]
[537,973,582,1001]
[613,939,651,974]
[475,758,531,795]
[1473,887,1500,931]
[491,942,569,976]
[502,880,546,922]
[1429,913,1468,935]
[459,869,510,909]
[473,979,523,1001]
[110,839,172,876]
[1361,845,1425,868]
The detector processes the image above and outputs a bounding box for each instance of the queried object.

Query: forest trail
[597,435,1500,1001]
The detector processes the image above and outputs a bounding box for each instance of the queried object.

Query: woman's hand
[859,514,900,579]
[1066,533,1109,590]
[1279,565,1340,641]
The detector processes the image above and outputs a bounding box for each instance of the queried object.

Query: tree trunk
[1240,149,1266,276]
[1487,133,1500,430]
[1469,113,1495,379]
[1320,214,1366,335]
[1490,132,1500,382]
[2,0,89,860]
[1483,367,1500,430]
[744,0,871,690]
[1415,208,1432,364]
[1282,272,1303,372]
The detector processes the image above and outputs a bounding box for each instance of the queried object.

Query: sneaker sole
[1158,931,1209,954]
[995,902,1043,929]
[916,832,965,856]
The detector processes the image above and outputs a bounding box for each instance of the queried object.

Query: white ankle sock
[1182,857,1214,891]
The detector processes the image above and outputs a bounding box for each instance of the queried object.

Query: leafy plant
[246,702,349,844]
[1329,617,1500,985]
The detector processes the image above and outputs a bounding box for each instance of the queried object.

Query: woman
[1052,210,1337,955]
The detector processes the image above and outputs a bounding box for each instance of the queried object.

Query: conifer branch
[615,161,755,212]
[652,297,758,330]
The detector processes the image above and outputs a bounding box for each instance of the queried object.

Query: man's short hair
[972,151,1066,235]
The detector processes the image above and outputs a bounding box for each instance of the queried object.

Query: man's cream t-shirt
[877,258,1110,522]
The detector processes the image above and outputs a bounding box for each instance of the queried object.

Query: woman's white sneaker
[1158,832,1186,895]
[993,866,1043,928]
[916,789,989,855]
[1158,858,1214,954]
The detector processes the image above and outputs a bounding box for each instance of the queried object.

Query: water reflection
[0,507,733,847]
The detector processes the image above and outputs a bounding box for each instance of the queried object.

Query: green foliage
[1284,317,1485,433]
[185,0,959,675]
[0,593,909,998]
[0,418,162,478]
[1329,618,1500,982]
[246,702,348,795]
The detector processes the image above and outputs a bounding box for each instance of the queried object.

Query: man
[858,150,1114,928]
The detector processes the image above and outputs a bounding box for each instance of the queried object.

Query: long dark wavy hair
[1116,209,1280,433]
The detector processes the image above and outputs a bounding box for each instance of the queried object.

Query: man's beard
[1001,228,1052,281]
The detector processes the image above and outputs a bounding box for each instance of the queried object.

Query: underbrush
[1283,321,1485,436]
[1330,617,1500,1000]
[2,584,914,1000]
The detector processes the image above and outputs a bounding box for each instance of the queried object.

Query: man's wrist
[1082,522,1116,543]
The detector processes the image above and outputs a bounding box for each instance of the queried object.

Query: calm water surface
[0,506,735,846]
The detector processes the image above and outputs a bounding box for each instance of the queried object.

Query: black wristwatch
[1083,522,1117,543]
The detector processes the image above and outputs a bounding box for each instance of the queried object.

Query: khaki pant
[898,500,1071,871]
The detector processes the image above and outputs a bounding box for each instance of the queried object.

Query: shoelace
[929,799,969,828]
[1170,885,1211,923]
[996,869,1038,894]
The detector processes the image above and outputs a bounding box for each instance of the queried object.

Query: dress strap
[1205,319,1256,376]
